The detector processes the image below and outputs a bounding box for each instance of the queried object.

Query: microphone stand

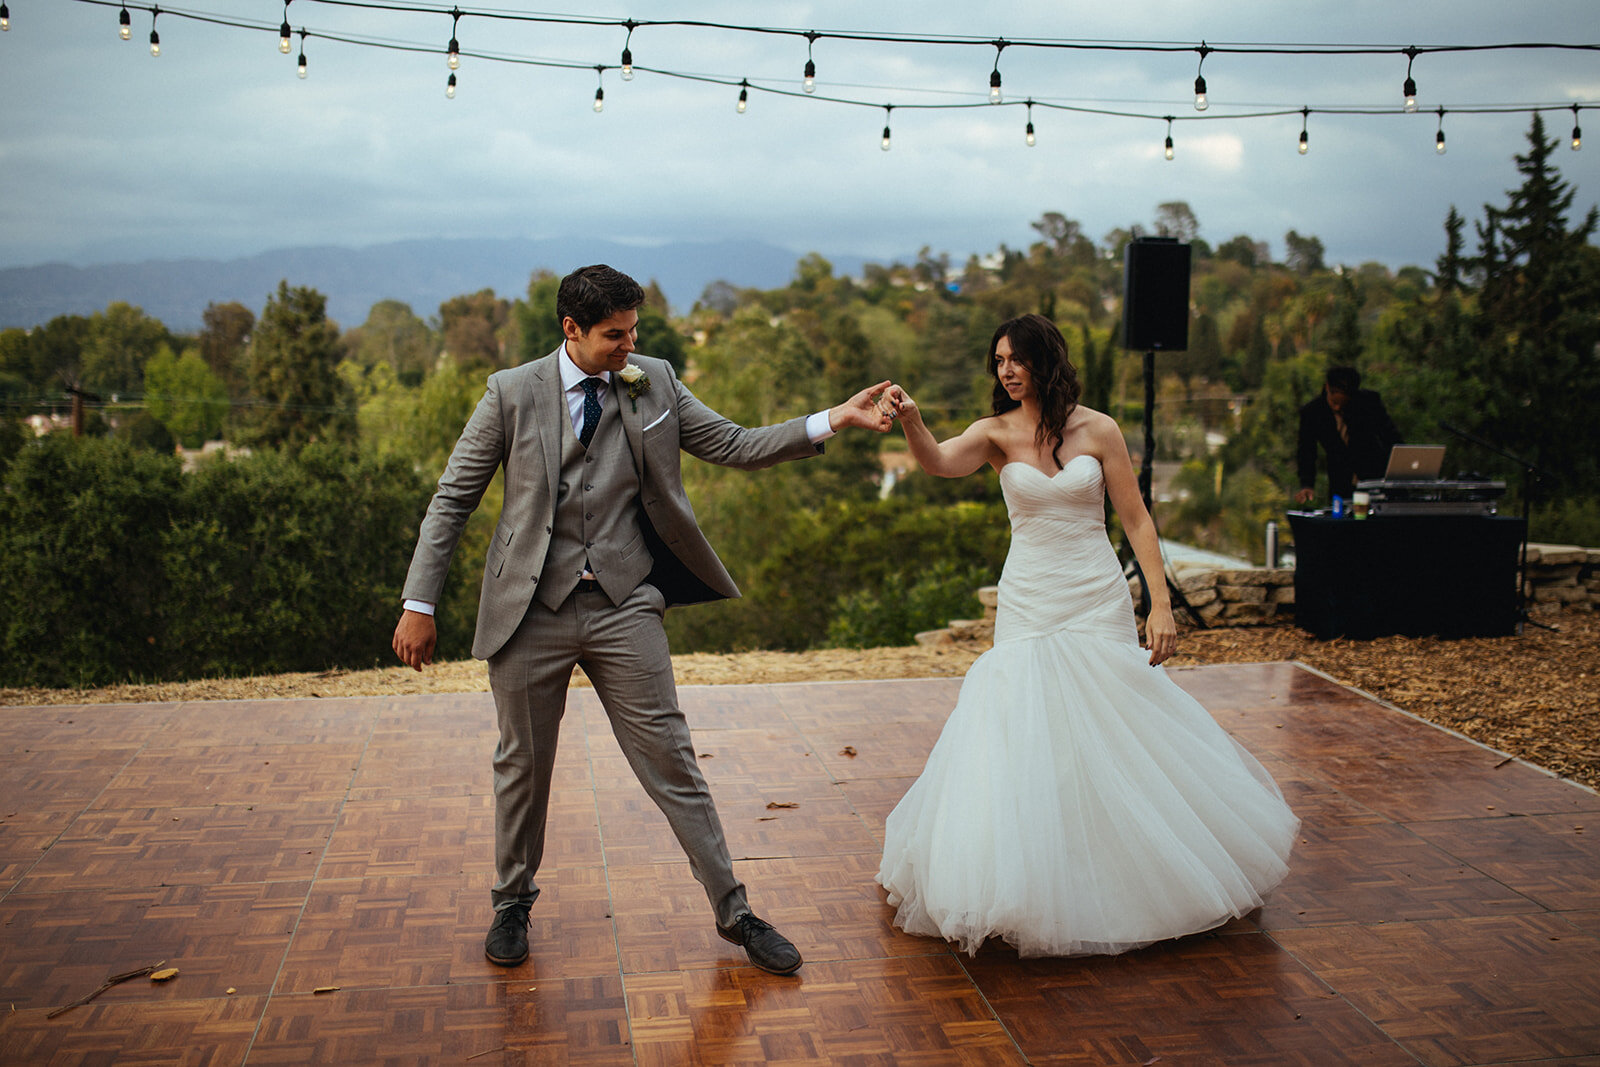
[1439,421,1557,634]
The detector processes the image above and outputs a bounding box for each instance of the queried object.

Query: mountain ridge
[0,237,877,333]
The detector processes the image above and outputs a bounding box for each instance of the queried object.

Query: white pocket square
[643,410,671,432]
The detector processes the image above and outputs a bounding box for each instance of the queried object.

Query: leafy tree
[1154,201,1201,243]
[121,410,176,453]
[514,270,564,365]
[439,289,511,371]
[79,302,172,396]
[199,301,255,398]
[1215,235,1267,269]
[1283,230,1327,275]
[241,281,357,451]
[1324,273,1364,367]
[346,300,434,385]
[637,306,687,373]
[145,344,230,447]
[1030,212,1097,265]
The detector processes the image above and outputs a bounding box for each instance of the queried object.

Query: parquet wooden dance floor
[3,662,1598,1065]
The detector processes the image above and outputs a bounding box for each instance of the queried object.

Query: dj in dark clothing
[1295,366,1401,505]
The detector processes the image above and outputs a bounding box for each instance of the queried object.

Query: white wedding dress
[877,455,1300,957]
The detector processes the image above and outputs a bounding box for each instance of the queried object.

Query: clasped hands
[831,382,915,434]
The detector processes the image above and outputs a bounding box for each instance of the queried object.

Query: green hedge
[0,435,437,687]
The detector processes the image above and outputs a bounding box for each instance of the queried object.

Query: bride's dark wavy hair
[987,313,1082,469]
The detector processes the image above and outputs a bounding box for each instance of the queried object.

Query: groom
[392,264,896,975]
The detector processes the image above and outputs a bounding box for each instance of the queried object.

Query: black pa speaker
[1122,237,1191,351]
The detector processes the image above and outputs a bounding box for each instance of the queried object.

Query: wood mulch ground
[4,610,1595,792]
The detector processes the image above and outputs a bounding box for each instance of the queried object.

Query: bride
[877,313,1299,958]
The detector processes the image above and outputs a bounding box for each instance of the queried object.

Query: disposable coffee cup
[1352,491,1370,519]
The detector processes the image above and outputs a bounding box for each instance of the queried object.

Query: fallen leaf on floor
[150,968,179,982]
[313,986,340,995]
[839,746,857,757]
[765,801,798,809]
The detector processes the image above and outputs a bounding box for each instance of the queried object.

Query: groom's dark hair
[557,264,646,331]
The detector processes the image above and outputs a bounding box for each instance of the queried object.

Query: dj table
[1288,512,1526,639]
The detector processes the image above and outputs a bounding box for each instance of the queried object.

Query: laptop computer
[1383,444,1446,481]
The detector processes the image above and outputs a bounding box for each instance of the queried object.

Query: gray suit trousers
[486,580,748,927]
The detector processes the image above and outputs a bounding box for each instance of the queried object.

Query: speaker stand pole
[1127,347,1205,628]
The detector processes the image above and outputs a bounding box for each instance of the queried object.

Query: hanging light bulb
[447,8,461,70]
[621,22,636,81]
[988,40,1007,104]
[803,33,818,93]
[1435,108,1447,154]
[446,72,456,98]
[593,67,606,113]
[1572,106,1583,151]
[1298,107,1309,154]
[881,106,892,151]
[1402,48,1420,112]
[1163,117,1175,160]
[279,22,291,53]
[1193,43,1210,111]
[297,31,307,78]
[1025,101,1036,147]
[0,3,9,31]
[149,8,161,57]
[119,5,132,40]
[737,79,749,114]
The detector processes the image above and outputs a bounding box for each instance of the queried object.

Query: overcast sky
[2,1,1596,277]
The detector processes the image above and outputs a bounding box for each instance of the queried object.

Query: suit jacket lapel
[619,369,645,478]
[533,351,564,504]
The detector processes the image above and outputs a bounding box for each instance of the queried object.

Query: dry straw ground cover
[4,611,1596,792]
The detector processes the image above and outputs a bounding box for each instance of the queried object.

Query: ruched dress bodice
[995,456,1137,645]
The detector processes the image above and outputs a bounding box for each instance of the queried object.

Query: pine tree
[1469,114,1600,492]
[241,281,357,451]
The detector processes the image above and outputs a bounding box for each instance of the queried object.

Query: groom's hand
[830,379,898,433]
[393,609,437,672]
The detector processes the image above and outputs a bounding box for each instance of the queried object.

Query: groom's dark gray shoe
[717,913,802,975]
[485,902,531,966]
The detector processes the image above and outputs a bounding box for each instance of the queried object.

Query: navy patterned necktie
[579,377,602,448]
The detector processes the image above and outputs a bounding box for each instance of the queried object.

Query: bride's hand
[884,385,919,423]
[1143,606,1178,666]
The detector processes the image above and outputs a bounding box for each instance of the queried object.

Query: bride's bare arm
[1094,412,1178,665]
[885,385,999,478]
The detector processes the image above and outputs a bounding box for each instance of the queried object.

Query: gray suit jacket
[402,349,820,660]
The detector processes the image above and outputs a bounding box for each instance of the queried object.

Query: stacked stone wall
[913,541,1596,646]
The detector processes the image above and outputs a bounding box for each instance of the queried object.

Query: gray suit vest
[534,386,653,610]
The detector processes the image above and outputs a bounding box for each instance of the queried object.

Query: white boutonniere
[619,363,651,412]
